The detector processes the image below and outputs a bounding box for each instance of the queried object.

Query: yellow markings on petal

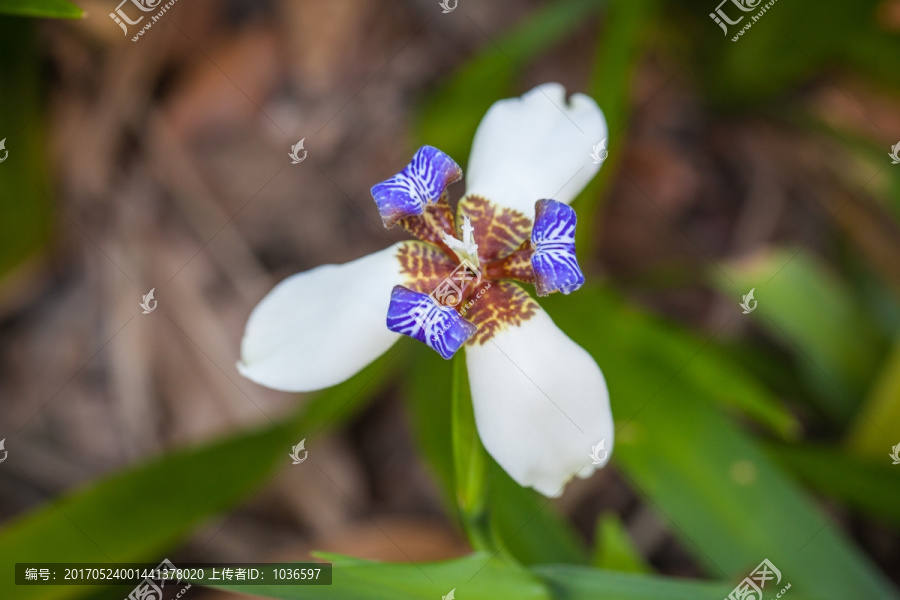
[459,195,532,262]
[465,281,538,345]
[398,197,456,248]
[396,241,458,295]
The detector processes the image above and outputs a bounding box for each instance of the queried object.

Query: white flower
[238,83,613,497]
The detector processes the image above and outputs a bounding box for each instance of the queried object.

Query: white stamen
[442,216,480,269]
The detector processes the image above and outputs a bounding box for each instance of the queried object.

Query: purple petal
[386,285,476,359]
[530,199,585,296]
[370,146,462,228]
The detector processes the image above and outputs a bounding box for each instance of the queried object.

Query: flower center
[440,216,481,271]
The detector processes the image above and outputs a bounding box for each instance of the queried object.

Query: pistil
[441,216,481,271]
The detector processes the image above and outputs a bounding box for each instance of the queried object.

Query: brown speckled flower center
[395,195,539,345]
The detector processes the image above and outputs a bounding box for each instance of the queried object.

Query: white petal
[238,244,407,392]
[466,307,613,497]
[465,83,607,219]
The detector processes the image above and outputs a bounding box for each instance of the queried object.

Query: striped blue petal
[530,199,585,296]
[386,285,476,359]
[370,146,462,228]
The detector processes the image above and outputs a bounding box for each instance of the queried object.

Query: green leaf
[0,351,402,600]
[487,461,590,566]
[543,285,899,600]
[451,355,492,551]
[557,281,797,437]
[846,335,900,460]
[404,348,588,565]
[0,19,53,285]
[202,553,551,600]
[576,0,658,256]
[712,248,888,421]
[672,0,900,106]
[404,348,458,505]
[621,299,799,438]
[0,0,82,19]
[417,0,604,162]
[535,564,736,600]
[0,422,294,600]
[591,513,650,573]
[768,442,900,530]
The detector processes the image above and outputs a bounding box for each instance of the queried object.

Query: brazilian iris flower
[239,83,613,496]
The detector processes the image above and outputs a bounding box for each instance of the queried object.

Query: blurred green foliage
[713,249,889,421]
[206,553,551,600]
[670,0,900,106]
[591,514,650,573]
[417,0,606,162]
[0,19,53,284]
[768,441,900,530]
[545,287,897,599]
[0,352,404,600]
[0,0,81,19]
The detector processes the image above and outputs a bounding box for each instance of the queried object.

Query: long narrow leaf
[417,0,604,162]
[543,286,898,600]
[404,348,589,565]
[0,352,402,600]
[201,553,551,600]
[0,0,82,18]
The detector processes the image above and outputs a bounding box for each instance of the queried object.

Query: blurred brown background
[2,0,900,592]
